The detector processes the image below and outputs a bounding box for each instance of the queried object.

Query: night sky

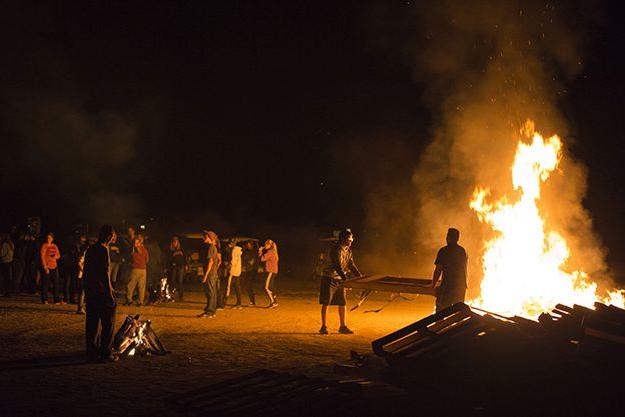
[1,1,625,274]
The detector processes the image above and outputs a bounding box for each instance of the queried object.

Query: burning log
[113,314,168,358]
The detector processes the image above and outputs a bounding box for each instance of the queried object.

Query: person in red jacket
[40,232,62,304]
[125,235,149,306]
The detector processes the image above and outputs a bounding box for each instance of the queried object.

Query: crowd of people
[2,222,468,361]
[0,225,281,318]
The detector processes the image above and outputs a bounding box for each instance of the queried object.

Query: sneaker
[197,312,215,318]
[268,302,278,309]
[42,300,49,304]
[234,305,242,310]
[338,326,354,334]
[319,326,329,335]
[248,302,256,307]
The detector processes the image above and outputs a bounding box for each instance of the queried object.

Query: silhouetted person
[65,234,88,304]
[319,229,361,334]
[241,240,259,306]
[431,228,468,312]
[83,225,117,362]
[0,233,14,296]
[167,236,186,301]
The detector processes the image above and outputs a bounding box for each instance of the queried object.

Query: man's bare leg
[321,304,329,327]
[338,305,346,327]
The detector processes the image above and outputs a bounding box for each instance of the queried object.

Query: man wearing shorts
[319,229,361,335]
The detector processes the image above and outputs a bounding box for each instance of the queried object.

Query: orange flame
[470,120,624,318]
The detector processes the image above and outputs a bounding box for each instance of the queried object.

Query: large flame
[470,120,624,318]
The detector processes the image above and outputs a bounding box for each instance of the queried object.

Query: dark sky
[1,1,624,271]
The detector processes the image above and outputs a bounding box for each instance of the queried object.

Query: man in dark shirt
[83,225,117,362]
[431,228,468,312]
[240,240,259,306]
[319,229,362,335]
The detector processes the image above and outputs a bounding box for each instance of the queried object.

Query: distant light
[140,225,146,230]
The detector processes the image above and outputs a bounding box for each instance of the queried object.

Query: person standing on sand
[83,225,117,363]
[125,235,149,306]
[258,239,279,308]
[40,232,62,304]
[198,230,221,318]
[319,229,361,335]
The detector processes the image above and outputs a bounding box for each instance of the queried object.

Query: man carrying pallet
[431,228,468,312]
[319,229,362,335]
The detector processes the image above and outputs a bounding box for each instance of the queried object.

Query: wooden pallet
[342,274,435,295]
[168,370,363,417]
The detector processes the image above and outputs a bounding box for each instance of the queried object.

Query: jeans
[76,278,86,310]
[65,267,79,303]
[85,298,116,360]
[12,259,24,294]
[229,276,242,306]
[110,262,121,284]
[240,271,257,304]
[126,268,147,304]
[171,266,185,301]
[202,274,218,315]
[1,262,12,296]
[41,267,60,303]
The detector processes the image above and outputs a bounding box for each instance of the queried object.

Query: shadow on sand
[0,352,92,372]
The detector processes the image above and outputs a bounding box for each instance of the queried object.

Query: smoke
[364,1,609,288]
[0,91,142,226]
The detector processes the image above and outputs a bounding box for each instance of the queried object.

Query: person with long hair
[198,230,221,318]
[226,241,243,308]
[258,239,279,308]
[168,236,186,301]
[40,232,62,304]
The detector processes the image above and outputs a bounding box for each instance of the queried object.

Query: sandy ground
[0,281,435,417]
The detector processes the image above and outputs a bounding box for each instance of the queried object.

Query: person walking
[125,235,149,306]
[0,233,15,297]
[259,239,279,308]
[40,232,62,304]
[198,230,221,318]
[167,236,186,301]
[431,228,468,312]
[83,225,117,362]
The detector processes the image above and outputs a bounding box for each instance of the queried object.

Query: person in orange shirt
[40,232,62,304]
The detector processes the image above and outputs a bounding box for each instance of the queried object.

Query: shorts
[319,276,346,306]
